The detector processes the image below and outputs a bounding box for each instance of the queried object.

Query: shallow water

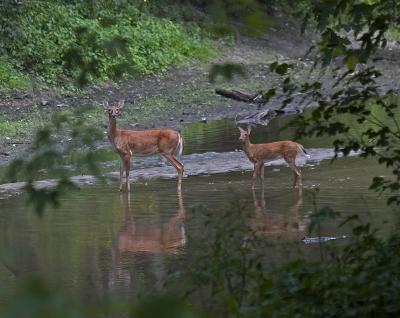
[0,115,397,303]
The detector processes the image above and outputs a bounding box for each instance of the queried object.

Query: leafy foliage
[209,62,246,82]
[260,225,400,318]
[1,277,85,318]
[253,0,400,204]
[0,57,30,93]
[0,0,214,88]
[3,108,104,216]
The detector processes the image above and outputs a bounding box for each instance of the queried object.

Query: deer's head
[103,100,125,118]
[238,126,252,141]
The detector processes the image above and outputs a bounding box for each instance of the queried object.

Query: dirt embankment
[0,25,311,114]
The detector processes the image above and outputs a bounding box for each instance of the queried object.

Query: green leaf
[346,55,358,71]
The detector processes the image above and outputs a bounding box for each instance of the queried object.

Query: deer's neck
[107,116,118,142]
[243,137,253,156]
[243,138,252,153]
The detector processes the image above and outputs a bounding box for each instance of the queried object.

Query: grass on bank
[0,58,30,94]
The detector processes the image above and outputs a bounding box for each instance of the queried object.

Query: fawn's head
[103,100,125,118]
[238,126,252,141]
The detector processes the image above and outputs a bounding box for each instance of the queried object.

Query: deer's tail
[297,143,310,158]
[175,132,184,158]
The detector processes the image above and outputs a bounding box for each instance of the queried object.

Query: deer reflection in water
[251,185,306,240]
[115,189,186,256]
[109,188,186,290]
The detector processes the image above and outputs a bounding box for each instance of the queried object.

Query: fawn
[104,100,184,191]
[238,126,307,188]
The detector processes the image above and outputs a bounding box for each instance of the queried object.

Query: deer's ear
[117,100,125,109]
[238,127,245,133]
[102,100,109,109]
[247,126,252,134]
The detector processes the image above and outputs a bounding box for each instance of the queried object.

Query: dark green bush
[260,227,400,318]
[1,0,214,87]
[0,57,30,93]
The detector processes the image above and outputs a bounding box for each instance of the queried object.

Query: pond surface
[0,115,397,303]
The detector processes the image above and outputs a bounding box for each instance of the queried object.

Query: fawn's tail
[297,143,310,158]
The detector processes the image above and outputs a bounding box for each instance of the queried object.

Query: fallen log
[215,88,263,103]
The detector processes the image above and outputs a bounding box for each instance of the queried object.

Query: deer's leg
[174,157,184,192]
[173,156,185,177]
[122,154,131,192]
[287,162,302,188]
[284,155,302,188]
[260,163,265,180]
[253,162,262,189]
[296,166,302,187]
[163,154,184,190]
[119,160,124,191]
[252,162,259,179]
[167,155,184,176]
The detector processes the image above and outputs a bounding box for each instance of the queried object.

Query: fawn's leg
[288,162,302,187]
[284,155,302,188]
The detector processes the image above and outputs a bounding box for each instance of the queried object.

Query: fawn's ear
[247,126,252,134]
[102,100,109,109]
[117,100,125,109]
[238,126,246,133]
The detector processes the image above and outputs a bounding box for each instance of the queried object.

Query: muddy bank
[0,148,359,199]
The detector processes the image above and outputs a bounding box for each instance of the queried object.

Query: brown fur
[238,127,305,188]
[104,100,184,191]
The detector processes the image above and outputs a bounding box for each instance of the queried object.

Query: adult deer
[238,126,308,188]
[104,100,184,191]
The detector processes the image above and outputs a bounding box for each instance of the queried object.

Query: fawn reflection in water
[251,185,306,240]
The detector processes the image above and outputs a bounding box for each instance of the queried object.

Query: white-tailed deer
[238,126,308,188]
[104,100,184,191]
